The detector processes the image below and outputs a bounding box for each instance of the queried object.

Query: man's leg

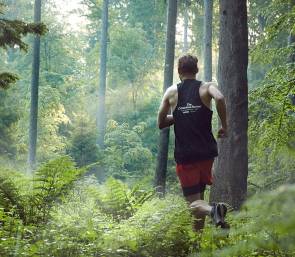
[185,192,212,231]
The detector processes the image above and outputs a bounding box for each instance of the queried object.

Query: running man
[157,54,228,231]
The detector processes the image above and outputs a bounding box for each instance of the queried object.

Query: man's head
[178,54,199,80]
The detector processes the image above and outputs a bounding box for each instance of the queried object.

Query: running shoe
[210,202,228,228]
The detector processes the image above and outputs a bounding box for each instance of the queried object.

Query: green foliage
[247,0,295,193]
[249,64,295,149]
[0,169,26,221]
[1,163,295,257]
[0,72,18,89]
[108,24,153,110]
[103,120,153,180]
[30,156,86,224]
[66,115,100,167]
[249,0,294,62]
[34,179,195,257]
[0,5,47,89]
[112,0,166,49]
[197,185,295,257]
[97,177,155,221]
[0,156,86,225]
[101,195,195,257]
[0,92,18,157]
[0,19,46,50]
[248,64,295,192]
[108,24,152,82]
[67,130,100,167]
[0,173,195,257]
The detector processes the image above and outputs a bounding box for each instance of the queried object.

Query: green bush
[1,157,294,257]
[103,120,153,180]
[100,195,196,257]
[26,176,195,257]
[198,185,295,257]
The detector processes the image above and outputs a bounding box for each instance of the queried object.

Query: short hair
[178,54,199,75]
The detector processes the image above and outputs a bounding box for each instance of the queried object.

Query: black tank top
[173,79,218,164]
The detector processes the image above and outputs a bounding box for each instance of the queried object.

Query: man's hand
[217,127,227,138]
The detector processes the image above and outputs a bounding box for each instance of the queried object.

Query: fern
[0,170,25,222]
[97,178,155,221]
[29,156,86,224]
[128,183,155,211]
[101,195,195,257]
[97,178,132,220]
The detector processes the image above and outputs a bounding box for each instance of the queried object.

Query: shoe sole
[216,203,227,227]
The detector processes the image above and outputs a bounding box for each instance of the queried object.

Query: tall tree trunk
[288,0,295,63]
[97,0,109,147]
[155,0,178,195]
[183,0,189,53]
[203,0,213,82]
[28,0,42,171]
[209,0,248,210]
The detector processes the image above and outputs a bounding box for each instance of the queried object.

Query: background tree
[183,0,189,53]
[203,0,213,82]
[210,0,249,209]
[155,0,178,194]
[97,0,109,147]
[28,0,42,171]
[288,0,295,63]
[108,24,152,112]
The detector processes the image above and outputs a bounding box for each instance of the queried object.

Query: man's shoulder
[201,81,218,88]
[200,81,218,92]
[166,84,178,96]
[168,83,178,91]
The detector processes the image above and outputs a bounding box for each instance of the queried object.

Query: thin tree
[210,0,248,209]
[28,0,42,171]
[203,0,213,82]
[155,0,178,194]
[183,0,189,53]
[288,0,295,63]
[97,0,109,147]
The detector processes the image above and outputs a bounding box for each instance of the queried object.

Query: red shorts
[176,159,214,196]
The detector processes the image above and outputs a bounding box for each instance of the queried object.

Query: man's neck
[181,75,196,81]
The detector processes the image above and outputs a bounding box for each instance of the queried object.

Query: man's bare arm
[158,89,175,129]
[208,83,227,137]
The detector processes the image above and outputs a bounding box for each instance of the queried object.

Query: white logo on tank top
[178,103,201,114]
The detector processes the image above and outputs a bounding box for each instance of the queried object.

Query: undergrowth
[0,157,294,257]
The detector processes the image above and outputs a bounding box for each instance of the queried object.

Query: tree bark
[28,0,42,171]
[203,0,213,82]
[183,0,189,53]
[155,0,178,195]
[209,0,248,210]
[97,0,109,147]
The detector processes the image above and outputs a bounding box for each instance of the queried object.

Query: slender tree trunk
[288,0,295,63]
[97,0,109,147]
[209,0,248,210]
[183,0,189,53]
[203,0,213,82]
[28,0,42,171]
[155,0,178,195]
